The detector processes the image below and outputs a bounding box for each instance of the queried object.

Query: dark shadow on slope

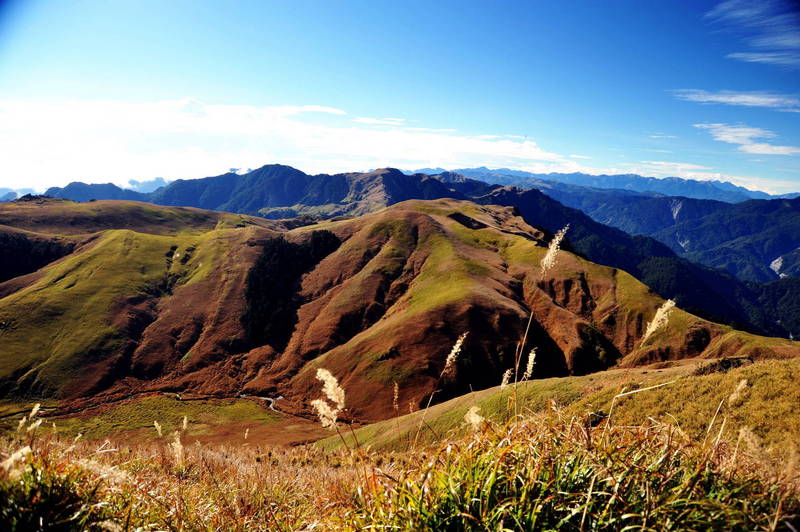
[243,230,340,352]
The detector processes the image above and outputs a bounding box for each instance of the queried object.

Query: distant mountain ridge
[46,166,457,218]
[413,167,798,203]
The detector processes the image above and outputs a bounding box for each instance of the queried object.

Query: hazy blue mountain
[428,167,786,203]
[653,198,800,283]
[45,182,149,202]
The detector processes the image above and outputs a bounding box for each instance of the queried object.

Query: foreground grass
[324,358,800,457]
[351,417,798,531]
[2,399,798,531]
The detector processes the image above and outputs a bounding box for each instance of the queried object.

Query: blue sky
[0,0,798,192]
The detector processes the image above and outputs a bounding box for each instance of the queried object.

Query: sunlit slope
[0,197,797,424]
[321,358,800,453]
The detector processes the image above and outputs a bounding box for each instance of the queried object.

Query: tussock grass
[350,416,798,531]
[3,400,798,530]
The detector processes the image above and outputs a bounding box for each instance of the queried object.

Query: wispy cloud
[695,123,800,155]
[707,0,800,68]
[0,98,602,190]
[569,154,591,159]
[649,133,677,139]
[673,89,800,111]
[352,117,407,125]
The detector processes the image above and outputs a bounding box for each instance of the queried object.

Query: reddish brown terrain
[1,197,798,423]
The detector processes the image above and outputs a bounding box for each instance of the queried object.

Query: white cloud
[707,0,800,68]
[0,98,598,190]
[569,154,591,159]
[694,123,800,155]
[649,134,677,139]
[673,89,800,111]
[727,51,800,66]
[739,143,800,155]
[352,117,406,125]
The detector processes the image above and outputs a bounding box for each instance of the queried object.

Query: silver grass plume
[642,299,675,343]
[443,332,468,377]
[310,399,339,429]
[464,406,485,430]
[522,348,537,381]
[540,224,569,276]
[311,368,346,429]
[316,368,345,411]
[500,368,513,389]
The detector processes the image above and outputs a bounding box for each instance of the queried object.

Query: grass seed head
[311,399,339,429]
[464,406,485,430]
[522,348,537,381]
[316,368,345,411]
[170,431,185,468]
[153,420,162,437]
[501,368,513,389]
[443,332,468,377]
[540,224,569,275]
[642,299,675,344]
[0,445,31,481]
[728,379,749,407]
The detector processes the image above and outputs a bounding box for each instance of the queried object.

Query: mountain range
[40,166,800,284]
[415,167,799,203]
[2,196,798,421]
[38,165,800,337]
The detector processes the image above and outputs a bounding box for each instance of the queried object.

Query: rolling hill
[39,165,800,337]
[1,197,798,423]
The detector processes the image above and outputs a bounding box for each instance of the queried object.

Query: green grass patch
[53,395,280,440]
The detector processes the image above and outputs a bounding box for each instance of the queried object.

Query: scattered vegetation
[3,376,799,531]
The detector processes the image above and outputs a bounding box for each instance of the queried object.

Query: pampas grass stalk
[413,332,468,448]
[517,225,569,373]
[641,299,675,345]
[522,348,537,381]
[500,369,513,389]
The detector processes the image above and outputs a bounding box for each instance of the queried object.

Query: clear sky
[0,0,798,192]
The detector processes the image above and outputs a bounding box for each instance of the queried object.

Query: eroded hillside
[0,197,798,421]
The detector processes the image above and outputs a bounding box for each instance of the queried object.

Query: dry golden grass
[2,391,799,531]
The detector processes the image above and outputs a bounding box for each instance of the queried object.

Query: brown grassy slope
[0,197,282,236]
[248,199,800,421]
[0,198,798,423]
